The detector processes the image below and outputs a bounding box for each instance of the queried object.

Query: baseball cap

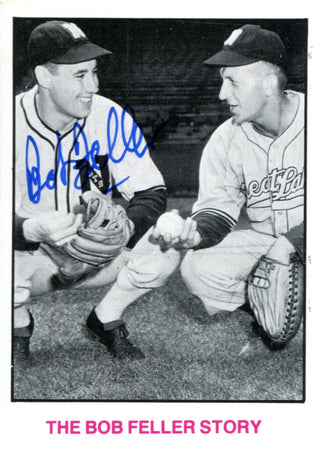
[203,24,287,70]
[28,20,111,68]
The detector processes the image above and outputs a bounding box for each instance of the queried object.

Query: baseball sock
[94,279,150,323]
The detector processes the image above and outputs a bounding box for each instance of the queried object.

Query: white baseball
[156,212,185,238]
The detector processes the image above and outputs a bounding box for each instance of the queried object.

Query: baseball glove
[63,191,135,266]
[42,192,134,288]
[247,255,304,347]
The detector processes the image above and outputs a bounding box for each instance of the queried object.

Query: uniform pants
[180,229,276,314]
[14,228,180,307]
[15,227,276,317]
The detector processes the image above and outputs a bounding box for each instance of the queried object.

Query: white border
[1,1,319,453]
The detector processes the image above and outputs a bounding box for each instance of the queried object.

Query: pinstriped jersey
[192,90,304,237]
[15,86,165,218]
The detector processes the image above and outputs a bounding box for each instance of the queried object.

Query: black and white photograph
[11,17,306,402]
[1,2,318,453]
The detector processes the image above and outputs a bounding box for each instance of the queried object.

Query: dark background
[13,18,308,196]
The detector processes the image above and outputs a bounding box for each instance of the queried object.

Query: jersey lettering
[75,155,110,194]
[247,167,304,204]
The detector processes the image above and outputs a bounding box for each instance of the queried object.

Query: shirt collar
[21,85,85,145]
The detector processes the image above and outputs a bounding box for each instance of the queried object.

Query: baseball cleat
[13,311,34,363]
[86,309,145,360]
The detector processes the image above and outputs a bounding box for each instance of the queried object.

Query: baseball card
[0,1,319,454]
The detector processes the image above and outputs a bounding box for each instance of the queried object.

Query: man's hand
[151,210,201,249]
[23,212,83,246]
[265,235,296,265]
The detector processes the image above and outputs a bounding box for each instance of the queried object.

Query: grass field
[12,199,305,402]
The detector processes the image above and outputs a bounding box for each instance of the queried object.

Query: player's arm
[126,186,167,248]
[191,210,235,250]
[152,127,244,250]
[151,206,235,250]
[14,211,83,250]
[152,210,234,250]
[106,103,167,247]
[188,125,244,250]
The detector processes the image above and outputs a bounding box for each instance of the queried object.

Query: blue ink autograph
[25,106,170,204]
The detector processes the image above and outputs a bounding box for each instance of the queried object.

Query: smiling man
[152,24,305,347]
[36,60,99,129]
[14,21,179,364]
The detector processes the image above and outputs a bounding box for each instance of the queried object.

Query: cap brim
[203,49,258,67]
[50,42,111,64]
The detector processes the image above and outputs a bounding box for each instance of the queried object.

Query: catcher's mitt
[247,255,304,347]
[63,191,135,266]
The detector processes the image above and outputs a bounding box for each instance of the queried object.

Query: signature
[25,105,170,204]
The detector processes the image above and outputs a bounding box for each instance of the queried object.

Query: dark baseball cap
[204,24,287,70]
[28,20,111,68]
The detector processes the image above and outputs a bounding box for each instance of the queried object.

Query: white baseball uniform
[16,85,164,217]
[15,86,179,306]
[181,90,304,314]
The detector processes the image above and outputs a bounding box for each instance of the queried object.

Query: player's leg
[13,246,119,361]
[13,249,60,362]
[180,229,275,315]
[13,246,131,362]
[83,228,181,359]
[13,245,139,361]
[94,229,180,319]
[14,231,180,361]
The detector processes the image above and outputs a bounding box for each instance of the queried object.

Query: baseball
[156,212,185,238]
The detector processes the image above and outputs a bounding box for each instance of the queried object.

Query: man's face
[219,63,267,125]
[47,59,99,125]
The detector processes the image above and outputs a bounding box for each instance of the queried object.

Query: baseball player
[14,20,180,363]
[153,25,304,335]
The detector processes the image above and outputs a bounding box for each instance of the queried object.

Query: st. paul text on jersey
[247,167,304,206]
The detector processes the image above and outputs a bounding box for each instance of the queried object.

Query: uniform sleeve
[191,127,246,249]
[192,211,233,250]
[126,187,166,248]
[103,103,167,247]
[284,222,305,262]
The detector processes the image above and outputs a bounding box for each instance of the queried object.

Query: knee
[119,247,181,289]
[180,250,204,290]
[14,276,31,305]
[181,249,233,291]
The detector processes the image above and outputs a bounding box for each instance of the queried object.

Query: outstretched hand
[23,212,83,246]
[151,210,201,250]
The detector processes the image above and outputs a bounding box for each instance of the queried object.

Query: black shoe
[13,311,34,363]
[86,309,145,360]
